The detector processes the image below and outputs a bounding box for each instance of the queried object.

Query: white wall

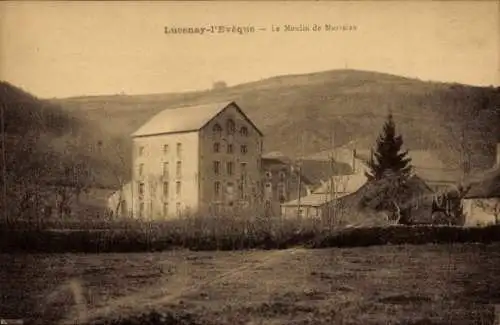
[463,198,500,226]
[132,132,200,219]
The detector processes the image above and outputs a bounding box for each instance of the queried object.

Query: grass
[1,243,499,325]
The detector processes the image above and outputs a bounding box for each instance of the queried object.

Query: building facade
[122,101,263,219]
[462,145,500,226]
[261,156,313,217]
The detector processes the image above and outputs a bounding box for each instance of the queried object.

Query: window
[176,181,181,196]
[278,183,286,203]
[138,146,144,156]
[240,162,247,175]
[214,181,221,198]
[176,143,182,157]
[213,161,221,175]
[241,144,248,154]
[227,161,234,176]
[214,142,220,153]
[265,171,272,179]
[238,181,244,199]
[240,126,248,137]
[138,182,145,197]
[162,162,169,178]
[176,202,181,216]
[227,144,233,154]
[163,144,169,154]
[163,202,168,217]
[138,163,144,177]
[265,182,272,198]
[226,182,235,201]
[176,161,182,178]
[213,123,222,136]
[279,171,286,181]
[139,202,144,217]
[163,182,169,198]
[226,119,235,135]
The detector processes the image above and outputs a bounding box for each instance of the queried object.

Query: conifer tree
[365,113,412,181]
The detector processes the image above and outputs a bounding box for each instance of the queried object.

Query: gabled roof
[313,173,368,195]
[131,101,263,137]
[282,175,435,211]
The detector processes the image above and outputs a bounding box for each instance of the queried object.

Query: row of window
[137,180,285,198]
[137,143,182,157]
[138,140,250,159]
[138,161,287,181]
[137,181,181,198]
[265,171,286,180]
[137,161,183,178]
[137,201,181,217]
[213,142,248,154]
[213,161,247,176]
[212,180,286,202]
[213,120,249,137]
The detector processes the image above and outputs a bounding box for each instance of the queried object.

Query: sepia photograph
[0,1,499,324]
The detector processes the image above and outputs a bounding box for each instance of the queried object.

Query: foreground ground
[1,244,499,325]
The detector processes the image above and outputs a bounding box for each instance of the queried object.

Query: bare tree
[95,140,129,218]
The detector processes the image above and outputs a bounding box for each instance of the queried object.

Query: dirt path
[60,248,309,324]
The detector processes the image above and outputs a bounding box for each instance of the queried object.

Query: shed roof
[281,193,332,207]
[131,101,263,137]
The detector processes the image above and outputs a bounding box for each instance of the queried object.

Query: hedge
[1,222,500,253]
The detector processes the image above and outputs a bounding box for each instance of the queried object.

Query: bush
[310,224,500,248]
[0,215,320,253]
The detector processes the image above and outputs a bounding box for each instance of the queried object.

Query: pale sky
[1,1,499,99]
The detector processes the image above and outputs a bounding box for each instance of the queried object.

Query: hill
[0,82,125,220]
[54,70,500,183]
[4,70,500,194]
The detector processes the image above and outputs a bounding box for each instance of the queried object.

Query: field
[1,244,500,325]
